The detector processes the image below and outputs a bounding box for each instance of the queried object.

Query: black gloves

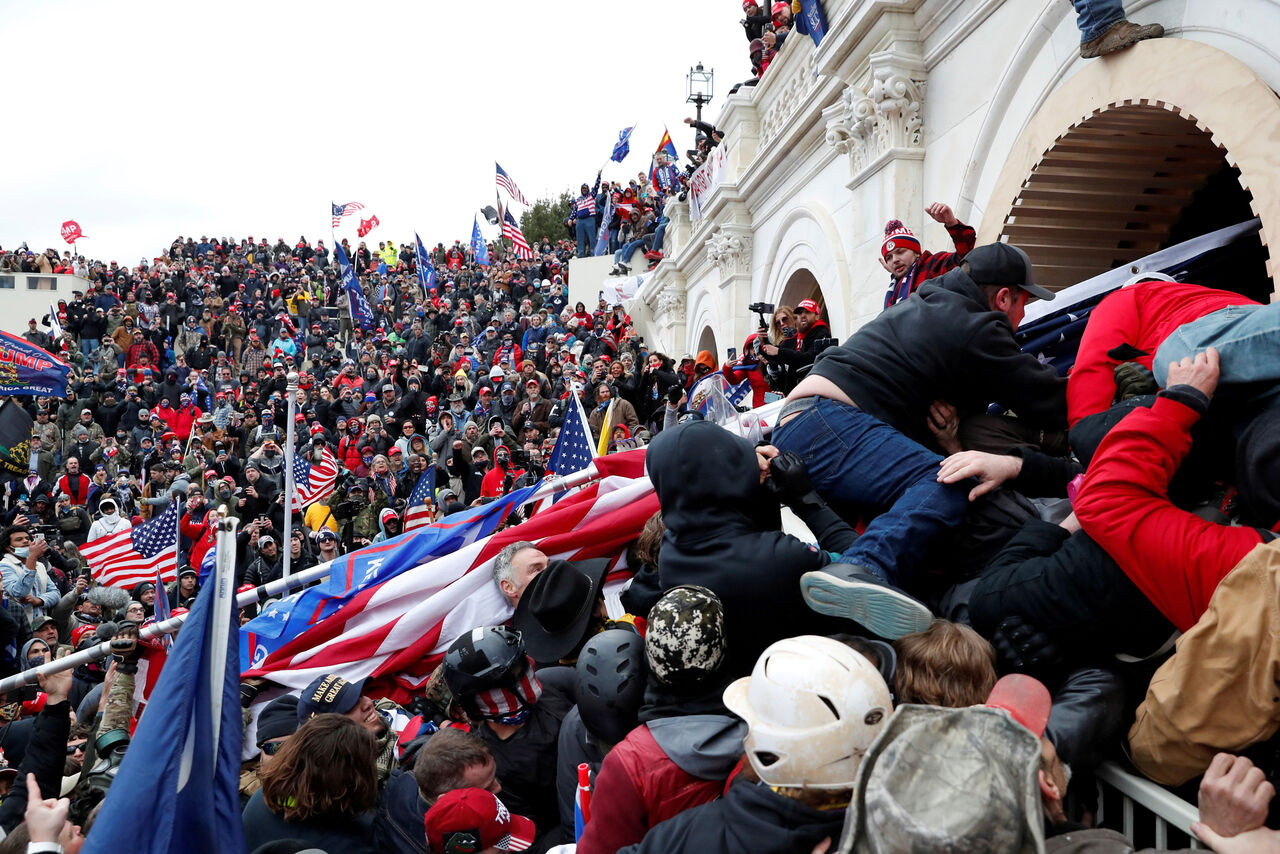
[765,451,825,511]
[992,616,1064,684]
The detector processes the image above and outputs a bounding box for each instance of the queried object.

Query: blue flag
[334,243,375,330]
[548,393,596,476]
[611,126,634,163]
[0,331,70,398]
[593,192,614,257]
[793,0,828,46]
[241,485,538,672]
[84,536,245,854]
[471,216,490,267]
[415,232,437,291]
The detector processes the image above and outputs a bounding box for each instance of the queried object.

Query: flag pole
[0,465,616,694]
[282,371,299,578]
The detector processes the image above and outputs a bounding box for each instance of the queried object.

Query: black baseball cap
[963,243,1054,301]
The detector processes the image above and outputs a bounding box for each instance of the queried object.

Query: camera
[748,302,775,329]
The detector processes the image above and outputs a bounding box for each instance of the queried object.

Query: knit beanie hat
[882,220,921,259]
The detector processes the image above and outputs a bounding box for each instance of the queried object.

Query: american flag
[291,446,339,510]
[547,392,596,475]
[82,500,180,590]
[242,452,654,705]
[502,209,535,261]
[495,162,529,206]
[403,468,437,531]
[331,201,365,227]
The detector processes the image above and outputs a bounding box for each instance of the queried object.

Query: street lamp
[686,62,714,142]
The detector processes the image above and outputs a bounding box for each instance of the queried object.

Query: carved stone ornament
[826,67,925,176]
[706,229,753,275]
[656,283,686,323]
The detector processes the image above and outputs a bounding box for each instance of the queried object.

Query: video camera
[329,473,369,522]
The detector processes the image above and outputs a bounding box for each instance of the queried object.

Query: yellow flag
[596,398,616,457]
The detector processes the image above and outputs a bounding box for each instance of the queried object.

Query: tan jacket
[1129,538,1280,785]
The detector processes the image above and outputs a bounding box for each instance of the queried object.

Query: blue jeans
[652,217,669,254]
[80,339,98,358]
[1155,302,1280,386]
[575,217,597,258]
[614,240,646,265]
[1071,0,1125,42]
[773,398,970,586]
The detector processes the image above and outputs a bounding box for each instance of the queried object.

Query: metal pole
[282,371,299,578]
[0,463,615,695]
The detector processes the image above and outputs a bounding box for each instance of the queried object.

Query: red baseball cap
[796,298,821,314]
[424,788,535,852]
[986,674,1052,737]
[72,625,98,647]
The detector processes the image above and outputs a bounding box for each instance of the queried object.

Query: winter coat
[647,420,858,679]
[1074,389,1265,633]
[242,790,377,854]
[1066,281,1256,427]
[578,714,745,854]
[617,775,844,854]
[810,266,1065,446]
[1128,538,1280,786]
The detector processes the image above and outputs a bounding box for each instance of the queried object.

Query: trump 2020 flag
[794,0,828,46]
[471,216,490,267]
[83,526,245,854]
[0,331,71,398]
[334,243,375,330]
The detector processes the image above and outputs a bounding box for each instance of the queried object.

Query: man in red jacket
[1066,277,1258,428]
[880,202,976,309]
[1075,348,1277,633]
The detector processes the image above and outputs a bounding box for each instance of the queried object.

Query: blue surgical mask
[13,547,29,559]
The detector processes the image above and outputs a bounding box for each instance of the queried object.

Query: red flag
[357,215,380,238]
[60,220,85,244]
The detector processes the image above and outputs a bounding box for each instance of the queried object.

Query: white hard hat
[724,635,892,790]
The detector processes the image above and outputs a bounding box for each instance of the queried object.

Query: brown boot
[1080,19,1164,58]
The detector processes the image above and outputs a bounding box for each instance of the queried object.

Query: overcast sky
[2,0,749,263]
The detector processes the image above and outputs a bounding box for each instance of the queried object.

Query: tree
[520,191,574,245]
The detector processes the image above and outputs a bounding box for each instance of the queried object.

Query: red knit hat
[881,220,921,259]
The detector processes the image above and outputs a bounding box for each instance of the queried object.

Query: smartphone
[727,348,737,361]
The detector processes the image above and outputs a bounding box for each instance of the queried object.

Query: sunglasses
[259,740,286,756]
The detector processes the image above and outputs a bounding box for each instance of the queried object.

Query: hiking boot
[1080,19,1164,58]
[800,564,933,640]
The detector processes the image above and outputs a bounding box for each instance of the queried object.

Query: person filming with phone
[1,524,61,621]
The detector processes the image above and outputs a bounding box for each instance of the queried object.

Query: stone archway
[696,325,718,359]
[979,39,1280,299]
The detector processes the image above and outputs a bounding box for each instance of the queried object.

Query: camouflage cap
[645,585,726,686]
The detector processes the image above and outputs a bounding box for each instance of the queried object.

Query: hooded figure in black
[645,420,859,678]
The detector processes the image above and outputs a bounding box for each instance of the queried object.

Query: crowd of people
[0,193,1277,853]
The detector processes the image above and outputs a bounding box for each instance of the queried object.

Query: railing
[1094,762,1204,849]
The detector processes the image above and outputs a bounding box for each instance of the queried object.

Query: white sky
[2,0,750,263]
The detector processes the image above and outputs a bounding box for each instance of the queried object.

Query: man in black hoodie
[771,243,1066,639]
[646,419,861,678]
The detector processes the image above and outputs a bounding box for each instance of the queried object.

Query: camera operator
[759,299,831,393]
[1,524,61,621]
[721,335,771,408]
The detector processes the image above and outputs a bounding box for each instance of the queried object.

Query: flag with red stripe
[243,451,653,703]
[495,162,530,206]
[81,500,180,590]
[502,209,535,260]
[291,446,339,510]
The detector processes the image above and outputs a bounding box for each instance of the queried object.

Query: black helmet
[442,626,531,718]
[575,629,647,745]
